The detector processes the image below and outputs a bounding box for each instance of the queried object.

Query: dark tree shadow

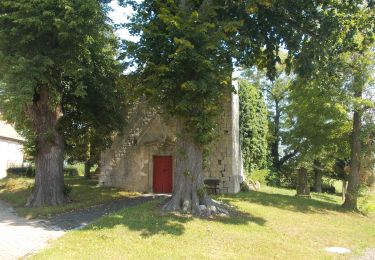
[86,199,266,237]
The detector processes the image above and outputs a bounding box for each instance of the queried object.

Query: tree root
[161,195,229,217]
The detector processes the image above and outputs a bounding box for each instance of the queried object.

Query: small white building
[0,119,24,179]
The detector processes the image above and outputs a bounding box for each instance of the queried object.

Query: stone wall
[100,89,243,194]
[204,86,243,193]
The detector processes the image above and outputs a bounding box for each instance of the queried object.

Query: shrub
[6,167,35,178]
[250,169,269,184]
[64,167,78,177]
[7,166,79,178]
[240,181,251,192]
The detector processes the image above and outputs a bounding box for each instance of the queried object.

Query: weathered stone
[100,88,244,194]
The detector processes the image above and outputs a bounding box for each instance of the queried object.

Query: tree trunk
[162,121,227,216]
[84,140,91,179]
[342,88,362,210]
[271,100,281,175]
[84,160,91,179]
[296,167,310,197]
[26,86,66,207]
[313,161,322,193]
[342,180,348,201]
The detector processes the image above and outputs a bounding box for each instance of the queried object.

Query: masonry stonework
[99,89,243,194]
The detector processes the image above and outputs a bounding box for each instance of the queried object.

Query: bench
[204,179,221,194]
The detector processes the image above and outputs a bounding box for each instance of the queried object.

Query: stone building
[99,89,243,194]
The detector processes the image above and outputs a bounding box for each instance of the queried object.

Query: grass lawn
[0,175,138,219]
[32,186,375,260]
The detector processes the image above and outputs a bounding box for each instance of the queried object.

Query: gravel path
[46,194,166,230]
[0,194,166,259]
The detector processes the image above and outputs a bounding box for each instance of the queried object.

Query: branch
[279,149,298,165]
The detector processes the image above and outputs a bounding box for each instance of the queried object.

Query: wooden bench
[204,179,221,194]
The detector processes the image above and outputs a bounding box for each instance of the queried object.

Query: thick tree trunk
[342,89,362,210]
[313,161,322,193]
[84,160,91,179]
[162,121,227,216]
[84,128,91,179]
[296,167,310,197]
[26,86,66,207]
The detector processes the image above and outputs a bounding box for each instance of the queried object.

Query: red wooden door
[153,156,173,193]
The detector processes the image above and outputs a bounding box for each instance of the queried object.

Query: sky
[108,1,138,42]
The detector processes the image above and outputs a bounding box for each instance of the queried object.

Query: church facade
[99,89,243,194]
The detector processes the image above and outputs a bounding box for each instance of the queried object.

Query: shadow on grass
[222,190,344,214]
[86,199,266,238]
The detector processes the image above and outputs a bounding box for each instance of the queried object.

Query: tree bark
[342,180,348,201]
[162,120,227,216]
[271,99,281,176]
[26,85,66,207]
[84,160,91,179]
[296,167,310,197]
[342,88,362,210]
[313,161,322,193]
[84,140,91,179]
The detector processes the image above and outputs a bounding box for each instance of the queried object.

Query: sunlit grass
[33,186,375,260]
[0,175,138,219]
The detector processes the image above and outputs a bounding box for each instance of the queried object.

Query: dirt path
[0,195,166,259]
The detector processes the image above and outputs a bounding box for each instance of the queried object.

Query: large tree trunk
[342,89,362,210]
[313,161,322,193]
[84,160,91,179]
[296,167,310,197]
[162,121,227,216]
[26,86,66,207]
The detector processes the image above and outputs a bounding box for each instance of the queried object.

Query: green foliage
[6,167,35,178]
[239,79,268,173]
[122,0,373,147]
[0,0,124,159]
[250,169,269,185]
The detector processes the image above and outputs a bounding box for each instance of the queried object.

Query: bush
[250,169,269,184]
[64,167,78,177]
[321,183,336,194]
[7,167,35,178]
[7,166,78,178]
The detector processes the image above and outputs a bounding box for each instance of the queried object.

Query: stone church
[99,89,243,194]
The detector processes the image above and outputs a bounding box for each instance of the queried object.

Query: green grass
[0,175,138,219]
[33,186,375,260]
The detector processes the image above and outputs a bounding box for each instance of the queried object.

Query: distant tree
[242,66,297,185]
[239,79,268,175]
[0,0,123,206]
